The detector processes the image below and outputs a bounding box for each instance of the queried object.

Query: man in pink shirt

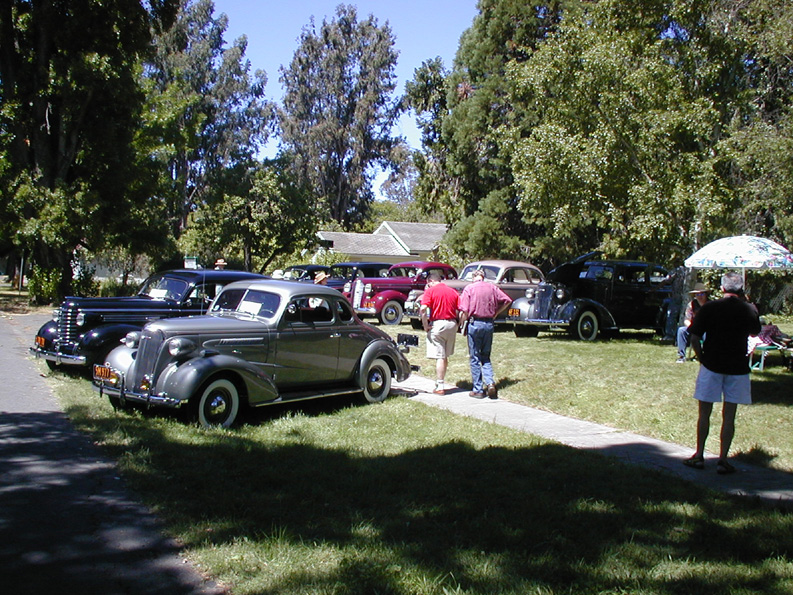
[458,269,512,398]
[420,272,460,394]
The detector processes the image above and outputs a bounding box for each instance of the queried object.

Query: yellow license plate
[35,335,46,347]
[93,364,114,380]
[508,308,520,317]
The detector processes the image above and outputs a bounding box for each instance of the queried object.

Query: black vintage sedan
[507,252,672,340]
[31,269,265,370]
[93,279,417,428]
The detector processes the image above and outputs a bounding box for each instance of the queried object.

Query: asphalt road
[0,311,223,595]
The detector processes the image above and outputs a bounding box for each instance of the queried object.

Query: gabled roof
[316,231,408,257]
[374,221,448,254]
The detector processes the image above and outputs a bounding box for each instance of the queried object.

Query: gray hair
[721,271,744,294]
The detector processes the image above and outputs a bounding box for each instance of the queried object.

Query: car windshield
[211,288,281,319]
[329,265,355,279]
[461,265,499,281]
[388,266,418,278]
[282,268,307,280]
[138,274,190,301]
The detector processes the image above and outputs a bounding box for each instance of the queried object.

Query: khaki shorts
[426,319,458,359]
[694,366,752,405]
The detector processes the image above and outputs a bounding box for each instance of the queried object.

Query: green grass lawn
[381,322,793,474]
[14,284,792,595]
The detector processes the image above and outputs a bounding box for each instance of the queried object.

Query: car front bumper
[29,346,87,366]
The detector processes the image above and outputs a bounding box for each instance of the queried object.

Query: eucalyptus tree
[278,4,402,228]
[142,0,274,241]
[0,0,178,299]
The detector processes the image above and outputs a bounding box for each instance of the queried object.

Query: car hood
[546,251,602,284]
[146,313,271,335]
[61,295,179,310]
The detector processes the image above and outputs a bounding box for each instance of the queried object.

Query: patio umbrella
[684,235,793,270]
[684,235,793,284]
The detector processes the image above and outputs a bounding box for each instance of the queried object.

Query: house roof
[316,231,408,257]
[317,222,448,259]
[373,221,448,253]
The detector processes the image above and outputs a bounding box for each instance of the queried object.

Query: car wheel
[362,358,392,403]
[194,378,240,428]
[378,301,403,325]
[410,318,423,330]
[514,325,539,338]
[572,310,599,341]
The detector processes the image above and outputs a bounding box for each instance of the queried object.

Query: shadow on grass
[45,399,793,595]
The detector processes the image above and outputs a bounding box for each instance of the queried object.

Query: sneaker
[676,357,686,363]
[486,384,498,399]
[469,391,485,399]
[433,387,445,395]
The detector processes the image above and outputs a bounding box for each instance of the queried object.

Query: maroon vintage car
[347,261,457,325]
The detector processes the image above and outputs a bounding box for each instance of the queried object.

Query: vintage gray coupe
[93,279,416,428]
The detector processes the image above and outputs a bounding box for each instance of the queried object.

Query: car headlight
[52,308,60,322]
[76,311,86,326]
[343,282,351,292]
[364,283,372,294]
[168,337,197,357]
[525,287,536,299]
[555,288,567,300]
[124,331,141,348]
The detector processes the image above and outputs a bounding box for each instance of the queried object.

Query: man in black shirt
[683,272,761,474]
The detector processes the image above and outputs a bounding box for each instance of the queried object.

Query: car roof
[154,269,265,282]
[462,260,541,270]
[220,278,345,299]
[332,261,391,268]
[389,261,454,268]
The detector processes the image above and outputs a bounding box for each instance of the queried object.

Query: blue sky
[212,0,480,152]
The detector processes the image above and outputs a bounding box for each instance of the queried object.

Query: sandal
[716,460,736,475]
[682,455,704,470]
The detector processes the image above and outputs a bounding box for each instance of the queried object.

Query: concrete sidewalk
[393,375,793,509]
[0,311,223,594]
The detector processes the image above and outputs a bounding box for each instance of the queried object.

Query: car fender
[371,290,407,310]
[35,320,58,347]
[557,299,617,330]
[356,339,406,385]
[155,354,279,406]
[79,323,142,357]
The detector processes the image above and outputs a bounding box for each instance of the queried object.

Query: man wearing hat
[676,282,710,363]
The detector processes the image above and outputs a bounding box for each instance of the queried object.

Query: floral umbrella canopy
[684,235,793,271]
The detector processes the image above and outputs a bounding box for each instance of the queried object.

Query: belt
[471,316,494,322]
[433,318,457,322]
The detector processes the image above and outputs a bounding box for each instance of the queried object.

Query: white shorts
[693,366,752,405]
[426,319,457,359]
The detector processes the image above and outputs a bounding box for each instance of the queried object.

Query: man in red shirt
[458,269,512,399]
[420,272,460,395]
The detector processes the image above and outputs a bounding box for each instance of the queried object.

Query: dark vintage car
[347,261,457,326]
[93,279,417,427]
[404,260,545,329]
[507,252,672,340]
[281,264,331,282]
[326,261,391,293]
[31,269,265,370]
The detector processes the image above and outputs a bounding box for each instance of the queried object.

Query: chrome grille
[533,284,556,319]
[129,328,164,390]
[56,306,79,348]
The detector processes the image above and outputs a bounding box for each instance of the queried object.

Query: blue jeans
[467,320,494,392]
[677,325,690,358]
